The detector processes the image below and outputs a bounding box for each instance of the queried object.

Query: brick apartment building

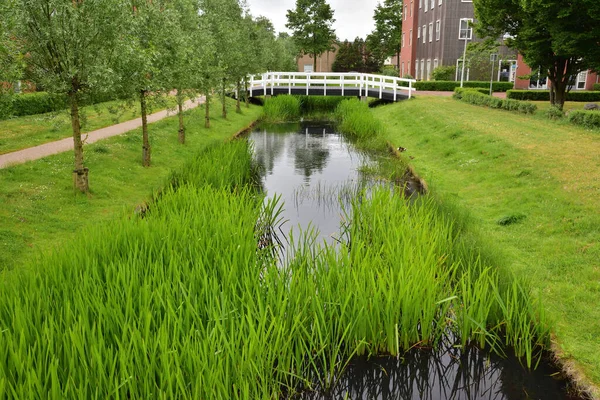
[514,53,599,90]
[399,0,515,81]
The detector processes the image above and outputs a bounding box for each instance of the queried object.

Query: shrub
[11,92,68,117]
[568,110,600,129]
[507,90,600,102]
[402,74,414,80]
[453,87,489,99]
[546,106,564,120]
[456,90,537,114]
[594,83,600,91]
[431,66,456,81]
[380,66,400,77]
[415,80,513,92]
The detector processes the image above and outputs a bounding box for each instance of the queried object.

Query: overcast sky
[246,0,381,41]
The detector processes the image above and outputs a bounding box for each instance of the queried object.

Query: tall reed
[262,95,301,122]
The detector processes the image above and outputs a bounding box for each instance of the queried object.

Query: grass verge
[0,98,262,269]
[0,95,178,155]
[373,95,600,395]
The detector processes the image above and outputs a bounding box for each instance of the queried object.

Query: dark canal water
[248,122,579,400]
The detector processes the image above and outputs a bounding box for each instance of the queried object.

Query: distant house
[296,44,339,73]
[514,54,599,90]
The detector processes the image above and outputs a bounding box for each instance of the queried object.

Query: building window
[419,0,422,8]
[404,5,407,20]
[430,0,434,9]
[411,0,413,16]
[402,32,405,48]
[408,61,411,76]
[427,59,431,80]
[439,0,442,5]
[417,26,421,38]
[577,71,588,89]
[423,25,426,43]
[459,18,473,40]
[409,29,413,46]
[421,59,425,80]
[434,59,439,69]
[429,23,433,43]
[436,20,441,40]
[424,0,428,12]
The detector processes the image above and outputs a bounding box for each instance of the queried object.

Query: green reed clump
[262,95,301,122]
[334,99,387,151]
[298,96,349,114]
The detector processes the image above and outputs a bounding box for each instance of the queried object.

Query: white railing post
[271,73,275,96]
[409,79,413,99]
[393,77,397,102]
[306,73,310,95]
[324,74,327,96]
[341,75,345,96]
[250,75,254,98]
[379,76,383,99]
[263,73,267,96]
[289,74,291,95]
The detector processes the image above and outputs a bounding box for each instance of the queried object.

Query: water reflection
[250,122,368,249]
[301,341,574,400]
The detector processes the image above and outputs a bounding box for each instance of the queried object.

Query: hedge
[11,92,68,117]
[453,87,490,97]
[414,80,514,92]
[506,90,600,102]
[594,83,600,91]
[455,89,537,114]
[568,110,600,129]
[1,91,120,120]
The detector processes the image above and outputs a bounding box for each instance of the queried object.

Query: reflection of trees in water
[299,340,569,400]
[292,127,331,181]
[251,129,287,176]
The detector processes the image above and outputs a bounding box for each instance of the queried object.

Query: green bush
[453,87,489,99]
[11,92,68,117]
[546,106,564,120]
[457,90,537,114]
[507,90,600,102]
[431,66,456,81]
[380,66,400,77]
[568,110,600,129]
[415,80,513,92]
[593,83,600,91]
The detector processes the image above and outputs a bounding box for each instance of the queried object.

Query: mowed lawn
[0,99,261,270]
[374,96,600,392]
[0,96,178,155]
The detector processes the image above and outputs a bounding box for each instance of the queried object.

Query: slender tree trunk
[176,89,185,144]
[236,80,241,114]
[140,89,151,167]
[244,77,249,108]
[205,92,211,129]
[313,53,317,72]
[221,78,227,119]
[549,58,568,111]
[69,90,89,193]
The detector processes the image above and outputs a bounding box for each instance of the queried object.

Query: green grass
[0,98,262,270]
[373,96,600,393]
[0,96,178,155]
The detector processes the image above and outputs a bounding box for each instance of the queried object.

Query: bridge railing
[248,72,416,101]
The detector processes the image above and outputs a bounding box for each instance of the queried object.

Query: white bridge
[248,72,416,102]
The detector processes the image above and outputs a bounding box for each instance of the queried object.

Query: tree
[332,38,381,73]
[474,0,600,110]
[366,0,402,72]
[10,0,126,192]
[286,0,336,73]
[0,0,23,118]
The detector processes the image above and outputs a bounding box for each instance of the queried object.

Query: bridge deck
[248,86,410,102]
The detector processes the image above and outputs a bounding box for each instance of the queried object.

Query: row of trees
[1,0,297,192]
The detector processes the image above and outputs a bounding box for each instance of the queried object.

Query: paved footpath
[415,90,507,98]
[0,97,205,169]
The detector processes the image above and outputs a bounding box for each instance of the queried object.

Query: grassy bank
[0,134,549,397]
[261,95,351,122]
[0,98,262,269]
[0,96,178,155]
[373,96,600,393]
